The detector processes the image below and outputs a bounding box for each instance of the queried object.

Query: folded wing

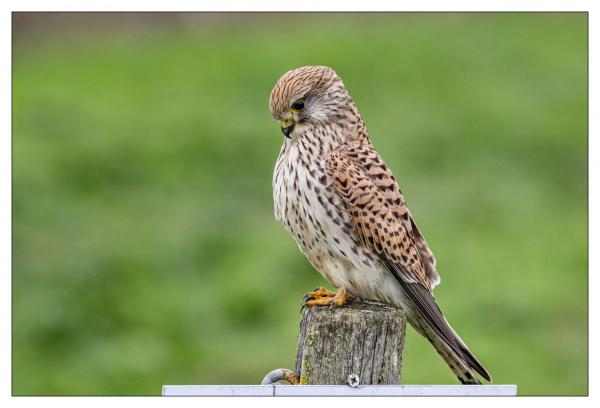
[325,142,490,382]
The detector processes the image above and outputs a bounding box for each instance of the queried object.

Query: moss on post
[294,300,406,385]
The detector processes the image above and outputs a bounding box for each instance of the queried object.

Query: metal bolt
[347,373,360,388]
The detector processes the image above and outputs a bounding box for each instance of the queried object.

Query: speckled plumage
[270,66,491,384]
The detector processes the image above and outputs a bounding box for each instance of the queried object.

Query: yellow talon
[305,287,354,307]
[305,286,337,300]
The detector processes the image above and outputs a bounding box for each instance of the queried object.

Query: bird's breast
[272,139,383,294]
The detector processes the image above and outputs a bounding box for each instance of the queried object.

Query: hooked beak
[280,119,294,138]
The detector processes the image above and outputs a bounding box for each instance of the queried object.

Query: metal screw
[347,373,360,388]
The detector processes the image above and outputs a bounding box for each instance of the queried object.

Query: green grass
[12,13,587,395]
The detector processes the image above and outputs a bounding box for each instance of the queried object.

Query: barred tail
[379,255,491,383]
[409,312,491,385]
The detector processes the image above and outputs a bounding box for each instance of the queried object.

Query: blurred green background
[12,12,587,395]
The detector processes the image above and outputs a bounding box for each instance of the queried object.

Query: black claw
[300,293,315,312]
[300,300,310,312]
[300,287,323,311]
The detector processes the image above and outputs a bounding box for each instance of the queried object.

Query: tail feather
[378,254,491,383]
[409,312,491,384]
[455,335,492,382]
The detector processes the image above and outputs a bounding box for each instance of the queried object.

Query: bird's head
[269,66,351,139]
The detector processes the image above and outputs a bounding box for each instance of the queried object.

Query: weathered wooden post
[164,299,518,395]
[294,300,406,385]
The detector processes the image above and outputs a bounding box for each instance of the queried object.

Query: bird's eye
[291,100,305,112]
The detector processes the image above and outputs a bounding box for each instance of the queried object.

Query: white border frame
[3,2,595,407]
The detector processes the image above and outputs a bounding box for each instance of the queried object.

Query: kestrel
[270,66,491,385]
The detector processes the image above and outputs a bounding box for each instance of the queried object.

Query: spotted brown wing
[325,144,491,382]
[337,142,440,288]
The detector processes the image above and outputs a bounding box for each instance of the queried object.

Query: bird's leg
[301,286,335,309]
[332,287,355,307]
[306,286,336,300]
[302,287,355,308]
